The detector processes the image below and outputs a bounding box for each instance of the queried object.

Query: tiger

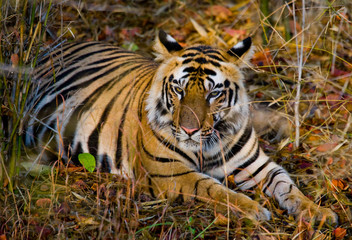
[24,30,338,223]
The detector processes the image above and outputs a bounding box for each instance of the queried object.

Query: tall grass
[0,0,52,190]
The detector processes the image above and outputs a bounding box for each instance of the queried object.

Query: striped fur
[24,31,337,222]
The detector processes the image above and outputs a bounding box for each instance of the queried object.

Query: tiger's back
[25,41,157,175]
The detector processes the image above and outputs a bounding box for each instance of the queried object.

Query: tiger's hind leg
[251,106,292,142]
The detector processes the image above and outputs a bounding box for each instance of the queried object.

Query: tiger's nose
[181,126,199,136]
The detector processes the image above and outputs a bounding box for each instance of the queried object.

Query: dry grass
[1,0,352,239]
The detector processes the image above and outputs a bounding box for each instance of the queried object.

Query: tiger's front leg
[265,176,338,224]
[146,167,271,221]
[245,161,338,224]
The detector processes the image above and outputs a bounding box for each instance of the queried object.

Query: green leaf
[121,42,139,51]
[78,153,96,173]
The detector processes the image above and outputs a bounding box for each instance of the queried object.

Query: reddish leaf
[289,20,302,33]
[251,48,277,72]
[11,54,19,67]
[331,67,349,77]
[223,28,246,37]
[327,157,334,165]
[315,142,338,152]
[35,198,52,208]
[331,179,349,191]
[333,227,347,240]
[0,234,7,240]
[298,160,313,169]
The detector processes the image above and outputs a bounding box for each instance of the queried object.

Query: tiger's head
[146,30,254,153]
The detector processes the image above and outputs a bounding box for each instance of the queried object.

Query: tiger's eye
[174,86,183,94]
[210,91,221,98]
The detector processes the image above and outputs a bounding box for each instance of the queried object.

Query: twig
[293,0,306,149]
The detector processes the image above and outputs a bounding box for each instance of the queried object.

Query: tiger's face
[146,31,253,153]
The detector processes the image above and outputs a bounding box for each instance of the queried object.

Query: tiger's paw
[238,200,271,222]
[221,193,271,221]
[280,189,338,225]
[292,197,338,225]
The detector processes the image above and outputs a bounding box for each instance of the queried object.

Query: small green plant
[78,153,96,173]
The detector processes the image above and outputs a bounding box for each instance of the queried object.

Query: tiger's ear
[153,30,183,61]
[227,37,254,68]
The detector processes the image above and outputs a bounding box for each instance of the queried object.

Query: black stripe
[231,143,259,176]
[207,55,224,62]
[233,82,239,105]
[63,86,108,157]
[182,58,192,64]
[36,62,141,123]
[35,45,123,80]
[36,42,98,67]
[206,77,215,87]
[194,177,210,195]
[87,94,119,160]
[194,57,208,64]
[209,60,220,67]
[279,183,293,197]
[141,142,181,163]
[182,53,197,58]
[236,160,271,186]
[272,180,287,195]
[148,176,156,198]
[186,46,212,52]
[224,126,253,161]
[203,49,222,55]
[138,73,154,120]
[114,65,153,168]
[263,168,285,193]
[114,101,130,169]
[227,88,233,107]
[151,128,197,167]
[48,55,135,94]
[183,67,196,73]
[149,170,196,178]
[250,160,271,178]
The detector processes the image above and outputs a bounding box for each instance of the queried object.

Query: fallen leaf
[205,5,232,22]
[331,67,350,77]
[251,48,277,72]
[223,28,246,37]
[333,227,347,240]
[0,234,7,240]
[331,179,349,191]
[11,54,19,67]
[327,157,334,165]
[289,20,302,33]
[315,142,338,152]
[35,198,52,208]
